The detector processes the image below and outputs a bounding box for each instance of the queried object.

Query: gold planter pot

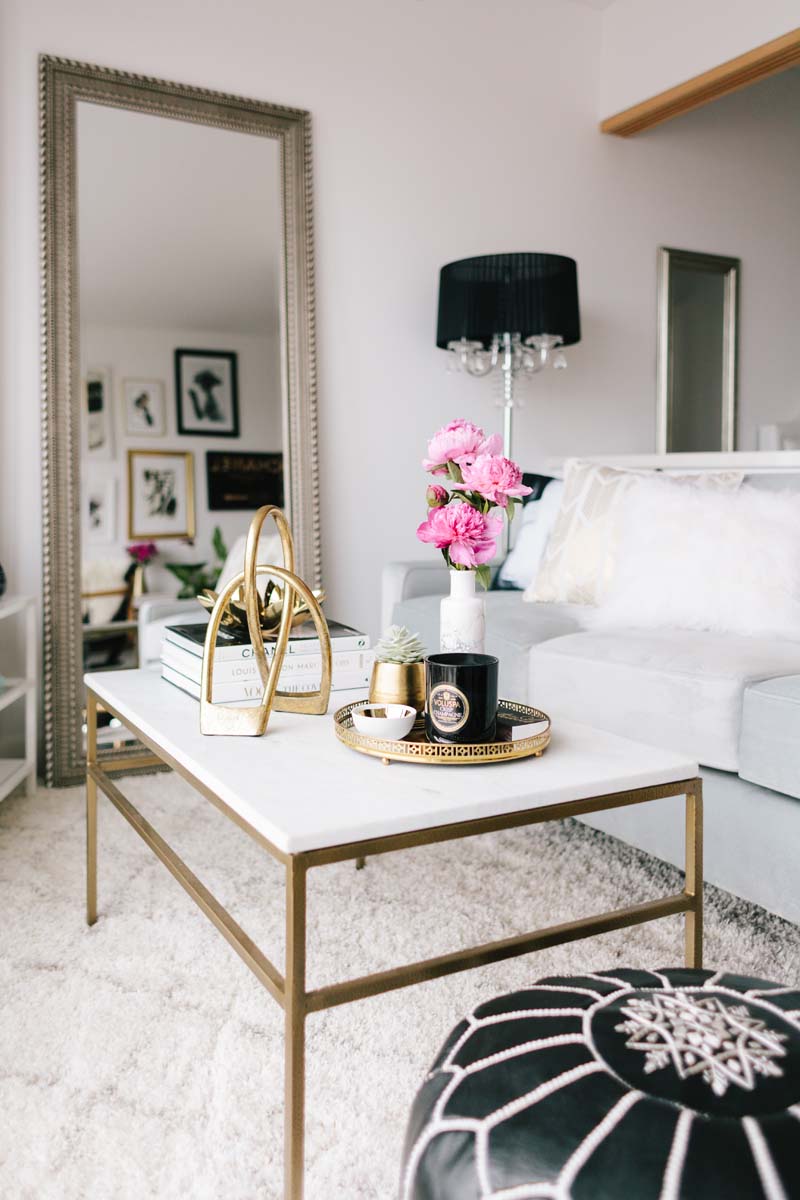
[369,660,426,713]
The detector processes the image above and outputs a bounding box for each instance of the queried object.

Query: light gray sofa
[385,462,800,924]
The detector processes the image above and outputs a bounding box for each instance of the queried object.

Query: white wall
[599,0,799,117]
[644,68,800,451]
[81,323,282,593]
[1,0,798,669]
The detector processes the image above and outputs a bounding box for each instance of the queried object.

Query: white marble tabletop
[85,669,698,854]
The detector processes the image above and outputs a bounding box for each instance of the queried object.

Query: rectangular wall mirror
[41,58,320,785]
[656,246,740,453]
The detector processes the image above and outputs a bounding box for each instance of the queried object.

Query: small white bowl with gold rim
[350,703,417,740]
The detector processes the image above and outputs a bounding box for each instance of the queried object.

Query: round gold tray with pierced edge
[333,699,551,765]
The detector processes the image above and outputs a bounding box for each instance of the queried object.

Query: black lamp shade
[436,253,580,349]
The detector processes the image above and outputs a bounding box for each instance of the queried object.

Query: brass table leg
[284,856,307,1200]
[684,781,703,968]
[86,689,98,926]
[82,704,703,1196]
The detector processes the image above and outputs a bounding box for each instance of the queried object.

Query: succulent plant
[374,625,425,665]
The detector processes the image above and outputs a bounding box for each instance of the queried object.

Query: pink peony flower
[422,419,503,475]
[127,542,158,565]
[416,502,503,567]
[461,454,533,508]
[426,484,448,508]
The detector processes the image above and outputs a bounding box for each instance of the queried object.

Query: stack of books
[161,618,373,706]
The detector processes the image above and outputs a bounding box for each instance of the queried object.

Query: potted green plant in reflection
[165,526,228,599]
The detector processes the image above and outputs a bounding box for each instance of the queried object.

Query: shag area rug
[1,775,798,1198]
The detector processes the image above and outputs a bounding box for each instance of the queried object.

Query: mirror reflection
[78,102,283,751]
[657,247,739,454]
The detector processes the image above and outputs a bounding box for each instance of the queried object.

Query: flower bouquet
[126,542,158,567]
[415,419,530,651]
[125,542,158,610]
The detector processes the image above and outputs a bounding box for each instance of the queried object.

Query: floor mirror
[41,57,320,786]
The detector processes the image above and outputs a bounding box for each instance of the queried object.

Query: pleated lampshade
[436,253,580,349]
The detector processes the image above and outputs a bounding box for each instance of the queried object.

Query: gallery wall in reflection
[77,100,284,604]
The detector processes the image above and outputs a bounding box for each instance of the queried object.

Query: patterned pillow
[526,459,743,606]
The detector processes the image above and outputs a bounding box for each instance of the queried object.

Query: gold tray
[333,699,551,765]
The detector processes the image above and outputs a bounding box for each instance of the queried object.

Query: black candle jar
[425,653,499,745]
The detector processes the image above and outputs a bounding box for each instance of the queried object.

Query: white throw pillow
[497,481,564,590]
[528,458,743,606]
[594,479,800,639]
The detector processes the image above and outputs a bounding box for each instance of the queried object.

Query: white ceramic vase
[440,569,486,654]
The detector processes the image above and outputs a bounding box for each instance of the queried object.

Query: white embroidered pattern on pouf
[615,992,789,1097]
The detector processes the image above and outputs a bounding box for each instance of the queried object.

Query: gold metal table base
[85,688,703,1200]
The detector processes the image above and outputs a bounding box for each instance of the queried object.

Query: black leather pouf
[401,969,800,1199]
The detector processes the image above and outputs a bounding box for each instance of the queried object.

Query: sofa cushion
[593,480,800,640]
[527,459,743,607]
[530,630,800,771]
[739,676,800,800]
[391,592,587,701]
[495,480,563,591]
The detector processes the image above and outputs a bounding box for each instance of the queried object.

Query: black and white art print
[123,378,166,437]
[128,450,195,540]
[174,349,239,438]
[206,451,284,510]
[83,479,116,545]
[82,366,114,459]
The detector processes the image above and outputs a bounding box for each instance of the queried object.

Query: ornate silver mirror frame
[656,246,739,454]
[40,56,320,786]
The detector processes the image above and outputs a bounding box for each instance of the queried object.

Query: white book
[501,718,550,742]
[163,666,262,707]
[162,663,370,705]
[164,617,370,660]
[161,641,374,684]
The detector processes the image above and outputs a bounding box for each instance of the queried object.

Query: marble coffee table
[84,668,703,1200]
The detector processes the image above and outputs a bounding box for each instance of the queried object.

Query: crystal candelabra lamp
[436,253,581,460]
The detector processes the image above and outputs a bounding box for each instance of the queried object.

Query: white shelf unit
[0,595,37,801]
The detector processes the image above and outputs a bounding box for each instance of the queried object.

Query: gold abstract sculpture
[197,578,327,635]
[200,506,332,736]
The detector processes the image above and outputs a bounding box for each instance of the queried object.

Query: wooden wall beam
[601,27,800,137]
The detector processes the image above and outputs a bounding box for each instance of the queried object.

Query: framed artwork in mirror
[82,366,114,458]
[123,378,166,436]
[83,479,116,544]
[175,349,239,437]
[206,450,284,510]
[128,449,195,539]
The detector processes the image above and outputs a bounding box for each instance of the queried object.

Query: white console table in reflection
[0,595,37,801]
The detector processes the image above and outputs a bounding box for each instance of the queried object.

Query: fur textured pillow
[527,459,743,606]
[593,479,800,638]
